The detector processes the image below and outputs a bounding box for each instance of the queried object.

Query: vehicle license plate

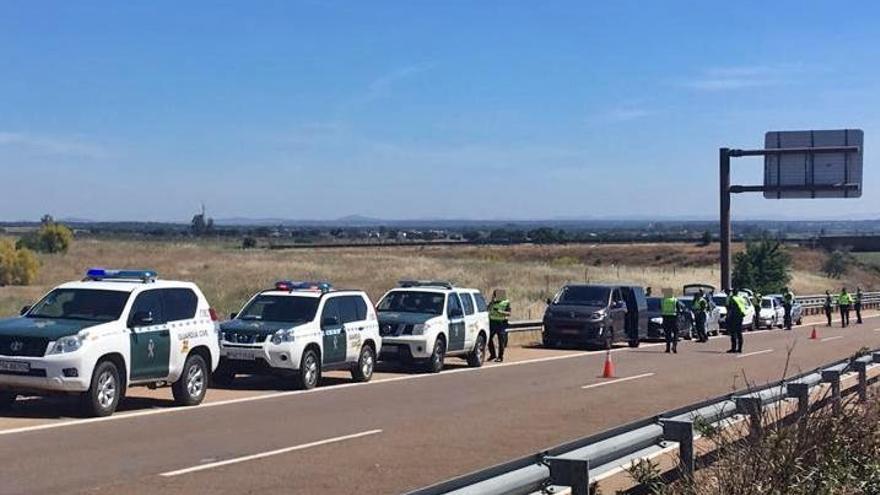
[227,349,257,361]
[0,360,30,373]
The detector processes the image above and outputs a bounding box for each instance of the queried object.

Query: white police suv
[377,281,490,373]
[0,269,220,417]
[214,281,380,390]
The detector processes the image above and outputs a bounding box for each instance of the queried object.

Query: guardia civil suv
[377,281,490,373]
[0,269,220,417]
[214,281,380,390]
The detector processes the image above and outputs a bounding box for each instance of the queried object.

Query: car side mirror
[19,305,30,316]
[322,316,340,328]
[229,312,238,320]
[131,311,154,327]
[546,298,553,305]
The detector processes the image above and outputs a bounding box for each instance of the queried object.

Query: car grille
[380,324,413,336]
[222,332,268,344]
[0,336,49,357]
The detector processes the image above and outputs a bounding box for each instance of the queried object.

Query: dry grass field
[1,238,877,321]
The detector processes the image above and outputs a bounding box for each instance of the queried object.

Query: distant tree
[241,236,257,249]
[462,230,483,243]
[822,249,851,279]
[0,239,39,286]
[17,218,74,254]
[528,227,559,244]
[731,238,792,293]
[698,230,713,247]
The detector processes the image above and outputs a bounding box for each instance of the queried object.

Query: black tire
[81,360,122,417]
[542,334,553,348]
[797,317,803,326]
[467,333,487,368]
[628,339,640,348]
[296,348,321,389]
[682,325,693,340]
[173,354,209,406]
[425,337,446,373]
[212,364,236,387]
[0,392,17,409]
[351,344,376,383]
[604,328,614,350]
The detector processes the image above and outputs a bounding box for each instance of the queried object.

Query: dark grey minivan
[542,284,648,349]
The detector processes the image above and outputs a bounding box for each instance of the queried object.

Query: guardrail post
[786,382,810,430]
[872,352,880,365]
[854,360,869,402]
[735,396,763,439]
[547,457,590,495]
[821,369,842,415]
[662,419,694,476]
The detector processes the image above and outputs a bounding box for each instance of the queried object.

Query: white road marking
[821,336,844,343]
[736,349,773,359]
[159,429,382,477]
[581,373,655,390]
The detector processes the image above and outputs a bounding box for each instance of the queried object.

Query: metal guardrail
[407,350,880,495]
[506,293,880,333]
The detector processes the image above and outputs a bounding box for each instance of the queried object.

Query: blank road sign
[764,129,863,199]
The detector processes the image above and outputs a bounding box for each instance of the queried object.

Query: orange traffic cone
[602,350,616,378]
[810,326,818,340]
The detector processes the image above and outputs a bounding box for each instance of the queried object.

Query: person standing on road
[693,290,708,343]
[487,289,511,363]
[824,290,834,327]
[727,289,747,354]
[856,287,864,325]
[661,289,679,354]
[782,287,795,330]
[838,287,853,328]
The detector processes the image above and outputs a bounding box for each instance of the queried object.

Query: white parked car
[0,269,220,417]
[376,281,490,372]
[757,296,784,329]
[714,291,756,331]
[215,281,380,390]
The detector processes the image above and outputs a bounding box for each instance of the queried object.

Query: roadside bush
[16,222,74,254]
[823,249,852,279]
[242,236,257,249]
[0,239,39,286]
[732,237,791,293]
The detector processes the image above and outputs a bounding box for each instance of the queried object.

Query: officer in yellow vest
[661,288,679,354]
[838,288,854,328]
[488,289,511,362]
[727,289,748,354]
[692,290,709,343]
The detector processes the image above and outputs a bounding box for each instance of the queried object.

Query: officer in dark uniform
[692,290,708,343]
[661,288,679,354]
[782,287,795,330]
[487,289,511,362]
[727,289,746,354]
[856,287,864,325]
[823,290,834,327]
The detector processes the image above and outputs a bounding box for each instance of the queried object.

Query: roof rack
[273,280,334,294]
[84,268,157,283]
[397,280,454,290]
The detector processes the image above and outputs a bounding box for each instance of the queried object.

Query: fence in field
[407,349,880,495]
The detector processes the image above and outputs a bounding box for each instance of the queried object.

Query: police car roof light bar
[397,280,454,289]
[85,268,158,283]
[274,280,333,293]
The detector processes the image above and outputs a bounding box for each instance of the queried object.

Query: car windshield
[27,289,130,322]
[238,295,319,323]
[377,291,445,315]
[646,298,661,311]
[761,300,773,309]
[555,286,610,306]
[713,296,728,307]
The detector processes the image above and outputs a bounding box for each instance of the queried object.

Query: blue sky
[1,1,878,221]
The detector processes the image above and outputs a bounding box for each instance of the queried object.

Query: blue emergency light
[86,268,158,282]
[274,280,333,293]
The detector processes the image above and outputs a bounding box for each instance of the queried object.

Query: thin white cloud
[363,62,435,101]
[0,131,109,158]
[681,65,802,91]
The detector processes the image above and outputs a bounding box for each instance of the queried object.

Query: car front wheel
[351,345,375,383]
[81,360,122,417]
[425,338,446,373]
[173,354,208,406]
[297,349,321,390]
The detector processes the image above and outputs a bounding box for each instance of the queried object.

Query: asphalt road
[0,313,877,495]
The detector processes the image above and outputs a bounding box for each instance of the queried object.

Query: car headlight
[650,317,663,325]
[590,311,606,320]
[412,323,426,335]
[270,329,295,345]
[48,334,86,354]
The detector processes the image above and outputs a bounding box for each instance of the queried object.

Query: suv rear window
[459,292,475,315]
[162,288,198,322]
[473,292,488,312]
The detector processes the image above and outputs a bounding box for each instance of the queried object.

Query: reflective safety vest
[489,299,510,321]
[731,295,749,318]
[784,291,794,305]
[693,297,707,312]
[838,293,854,306]
[661,297,678,316]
